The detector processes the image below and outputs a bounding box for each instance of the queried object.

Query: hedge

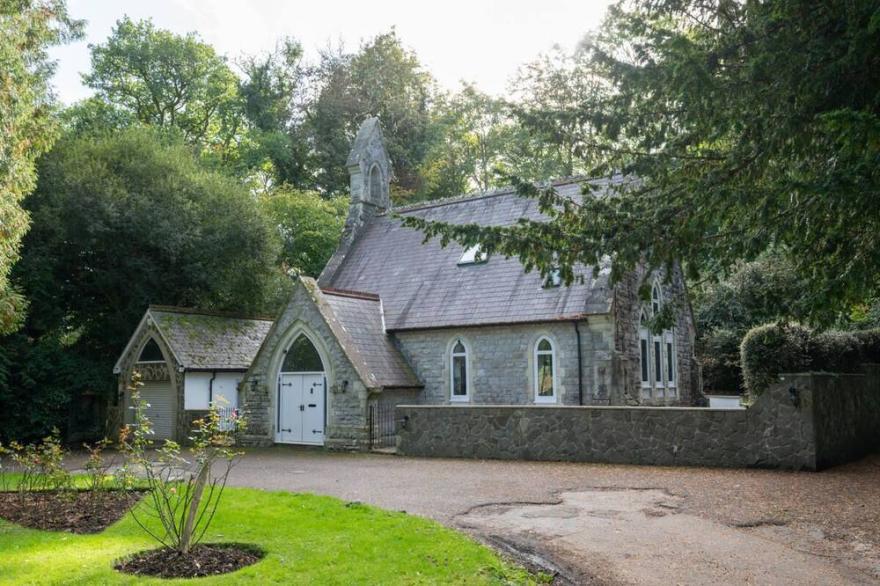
[740,324,880,396]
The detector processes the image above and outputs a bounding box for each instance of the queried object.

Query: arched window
[638,311,651,393]
[534,337,556,403]
[651,283,662,315]
[138,338,164,363]
[281,335,324,373]
[369,164,382,200]
[450,340,469,401]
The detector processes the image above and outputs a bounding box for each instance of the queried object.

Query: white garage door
[139,381,176,440]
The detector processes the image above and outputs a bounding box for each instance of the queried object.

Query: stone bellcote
[346,117,391,211]
[318,117,392,286]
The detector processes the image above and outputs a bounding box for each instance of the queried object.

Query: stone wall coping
[396,404,744,413]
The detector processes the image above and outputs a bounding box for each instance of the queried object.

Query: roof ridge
[148,305,275,322]
[320,287,381,301]
[390,175,591,214]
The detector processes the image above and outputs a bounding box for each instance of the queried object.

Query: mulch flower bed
[115,543,265,578]
[0,490,145,534]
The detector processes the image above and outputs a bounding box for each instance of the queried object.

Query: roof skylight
[458,244,487,265]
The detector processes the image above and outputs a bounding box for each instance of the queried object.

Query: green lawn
[0,485,542,585]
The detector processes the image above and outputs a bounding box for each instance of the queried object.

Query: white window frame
[665,331,677,394]
[651,282,662,316]
[458,244,487,265]
[533,337,557,404]
[449,339,470,402]
[653,334,665,397]
[638,310,651,394]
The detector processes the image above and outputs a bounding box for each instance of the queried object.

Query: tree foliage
[404,0,880,322]
[0,127,284,439]
[307,31,435,197]
[83,17,243,156]
[0,0,82,333]
[260,189,348,278]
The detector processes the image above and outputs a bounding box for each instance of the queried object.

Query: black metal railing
[368,402,397,450]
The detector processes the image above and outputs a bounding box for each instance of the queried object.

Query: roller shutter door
[139,381,176,440]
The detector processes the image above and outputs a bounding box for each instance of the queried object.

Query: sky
[49,0,613,104]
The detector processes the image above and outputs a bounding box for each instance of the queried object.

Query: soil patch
[115,543,264,578]
[0,490,145,534]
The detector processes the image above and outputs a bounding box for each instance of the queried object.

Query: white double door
[277,373,325,445]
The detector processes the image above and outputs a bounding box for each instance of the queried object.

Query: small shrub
[121,371,246,554]
[697,327,744,393]
[740,323,811,397]
[83,438,116,493]
[6,429,71,495]
[809,331,862,373]
[852,328,880,363]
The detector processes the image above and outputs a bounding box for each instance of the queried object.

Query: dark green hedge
[740,324,880,396]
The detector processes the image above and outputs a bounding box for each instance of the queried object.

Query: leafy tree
[238,38,312,189]
[418,85,511,200]
[83,17,243,157]
[260,188,347,278]
[508,45,609,180]
[0,0,82,333]
[307,31,436,197]
[403,0,880,323]
[0,127,285,439]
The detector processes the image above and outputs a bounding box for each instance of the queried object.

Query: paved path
[227,447,880,585]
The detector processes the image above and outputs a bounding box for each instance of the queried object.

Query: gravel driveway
[226,447,880,585]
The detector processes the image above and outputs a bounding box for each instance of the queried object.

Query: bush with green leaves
[741,324,880,397]
[1,428,71,495]
[120,371,246,555]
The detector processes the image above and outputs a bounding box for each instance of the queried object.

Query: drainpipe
[208,371,217,406]
[573,320,584,405]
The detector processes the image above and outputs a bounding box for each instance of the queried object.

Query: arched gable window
[281,335,324,373]
[450,340,469,401]
[369,164,382,200]
[651,283,662,315]
[534,337,556,403]
[138,338,164,363]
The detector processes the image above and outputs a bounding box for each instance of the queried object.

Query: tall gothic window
[450,340,469,401]
[638,311,651,391]
[369,164,382,200]
[534,337,556,402]
[281,335,324,372]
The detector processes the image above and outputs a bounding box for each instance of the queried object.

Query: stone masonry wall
[397,369,880,470]
[238,281,370,449]
[114,323,187,442]
[393,318,614,407]
[613,263,698,406]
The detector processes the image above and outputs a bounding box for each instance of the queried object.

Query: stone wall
[795,366,880,469]
[114,323,187,442]
[238,280,372,449]
[393,318,614,407]
[397,369,880,470]
[612,264,698,406]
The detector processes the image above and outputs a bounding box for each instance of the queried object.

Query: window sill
[449,396,470,403]
[534,397,557,404]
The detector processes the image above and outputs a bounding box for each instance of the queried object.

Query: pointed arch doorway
[276,334,327,445]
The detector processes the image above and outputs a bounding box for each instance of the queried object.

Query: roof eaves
[384,312,610,333]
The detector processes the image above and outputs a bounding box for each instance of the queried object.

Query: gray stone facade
[238,280,376,449]
[612,263,698,406]
[397,368,880,470]
[394,318,615,406]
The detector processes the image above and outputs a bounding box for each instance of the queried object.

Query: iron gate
[368,402,397,450]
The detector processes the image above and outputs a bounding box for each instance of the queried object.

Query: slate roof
[320,178,618,331]
[318,287,421,388]
[148,306,273,370]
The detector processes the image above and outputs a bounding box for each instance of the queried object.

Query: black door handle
[308,404,316,408]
